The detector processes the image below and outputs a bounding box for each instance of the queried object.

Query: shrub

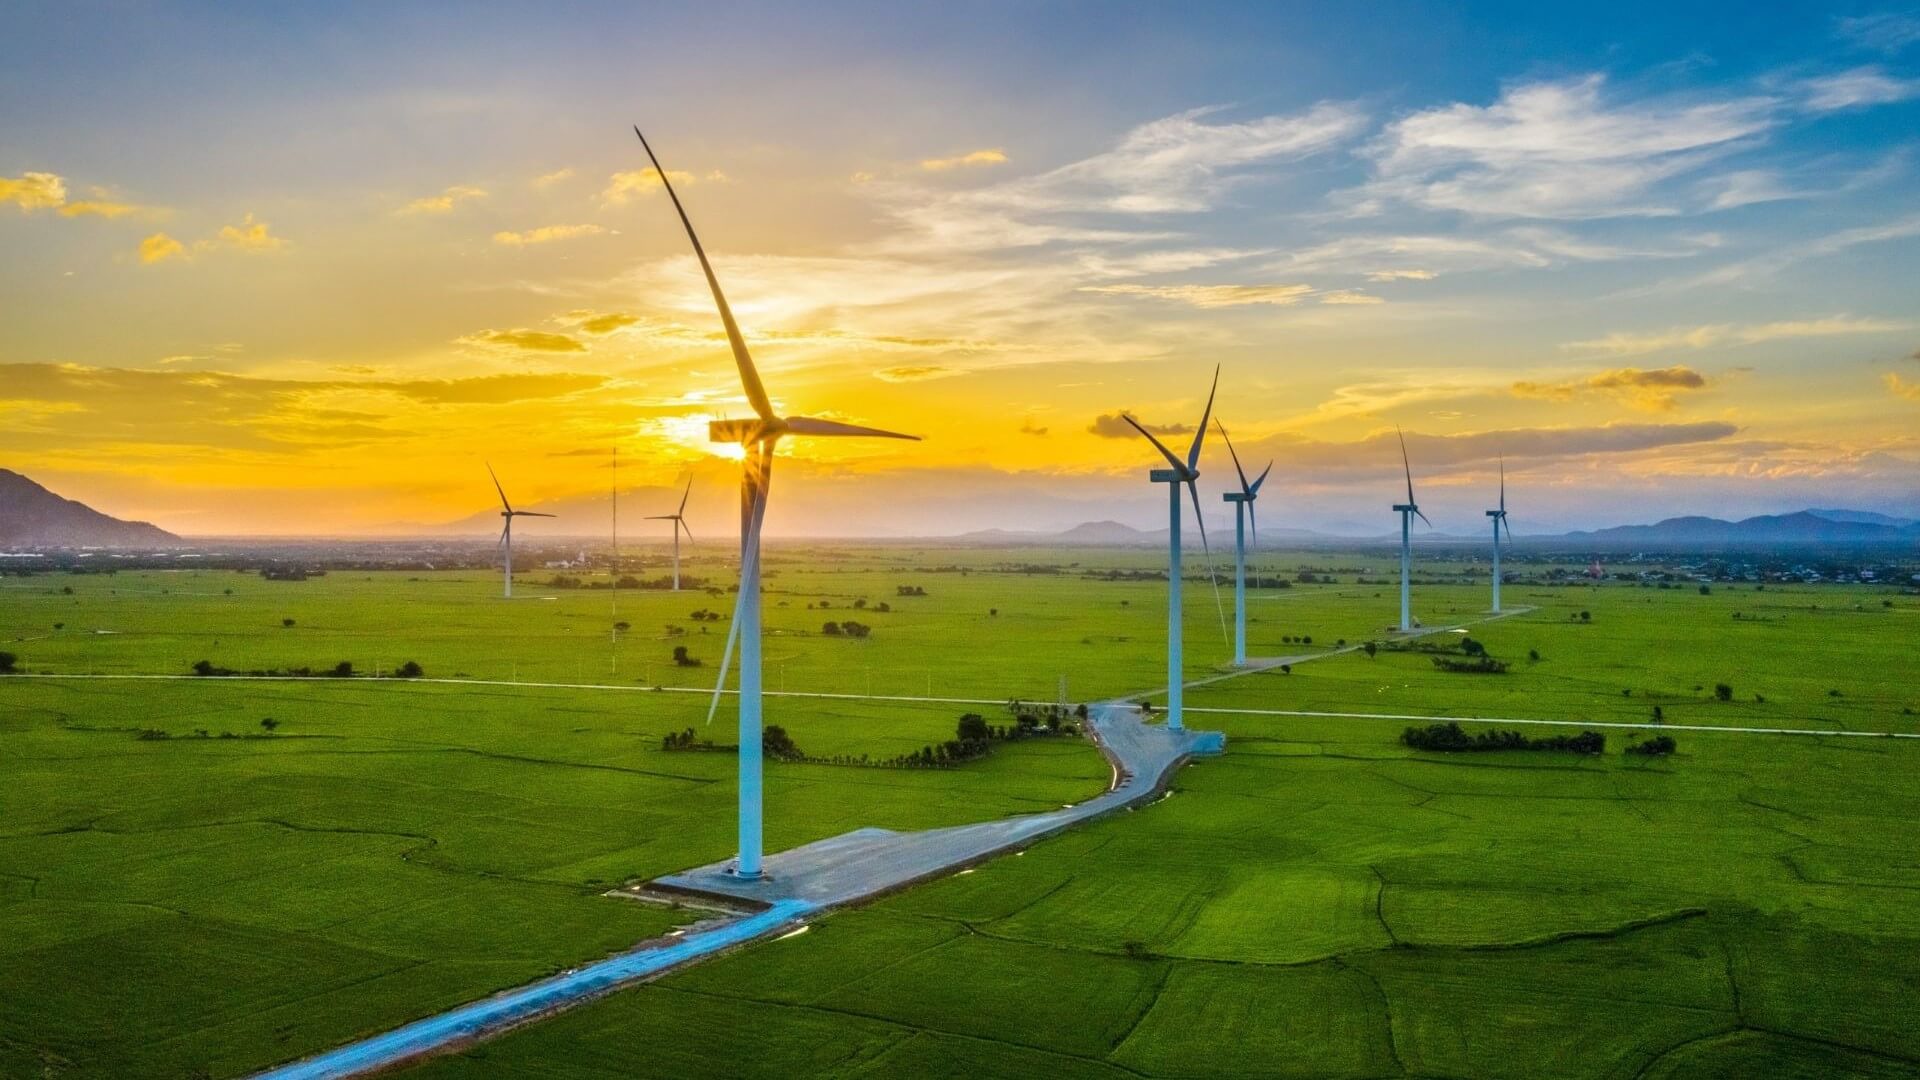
[1699,584,1712,595]
[1528,648,1541,662]
[1651,706,1664,723]
[281,618,295,628]
[1363,642,1378,658]
[192,659,217,676]
[1431,655,1508,674]
[395,661,424,679]
[821,621,843,637]
[259,718,279,733]
[0,651,16,674]
[1628,735,1677,757]
[1714,683,1733,702]
[672,645,702,667]
[839,620,871,639]
[331,661,354,678]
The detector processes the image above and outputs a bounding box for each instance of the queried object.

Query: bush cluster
[1401,722,1604,755]
[1627,735,1677,757]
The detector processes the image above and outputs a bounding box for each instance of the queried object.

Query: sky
[3,1,1919,539]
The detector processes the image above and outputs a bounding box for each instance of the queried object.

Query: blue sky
[2,3,1918,536]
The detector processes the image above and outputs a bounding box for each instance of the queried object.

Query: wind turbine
[487,463,555,600]
[645,477,694,591]
[635,126,918,881]
[1216,421,1272,667]
[1391,428,1430,632]
[1486,457,1510,613]
[1122,367,1226,731]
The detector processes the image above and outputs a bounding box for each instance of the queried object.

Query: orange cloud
[0,171,68,210]
[214,214,286,252]
[138,232,186,265]
[399,185,487,215]
[460,328,587,353]
[1514,365,1709,411]
[920,149,1009,171]
[492,223,606,246]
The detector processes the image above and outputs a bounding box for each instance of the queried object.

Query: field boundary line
[1180,705,1920,740]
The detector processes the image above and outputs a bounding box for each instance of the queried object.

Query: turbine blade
[679,518,694,544]
[1499,456,1506,513]
[707,447,774,725]
[486,462,511,513]
[1217,419,1250,495]
[497,524,509,549]
[1186,478,1230,648]
[782,415,920,440]
[632,127,776,424]
[1248,498,1259,551]
[1415,508,1433,530]
[518,512,558,519]
[1250,461,1273,495]
[643,515,678,520]
[678,475,693,515]
[1122,414,1187,472]
[1186,364,1220,472]
[1397,426,1415,506]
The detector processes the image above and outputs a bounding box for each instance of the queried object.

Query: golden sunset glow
[2,8,1917,537]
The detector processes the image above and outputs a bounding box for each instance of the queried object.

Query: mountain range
[0,469,180,548]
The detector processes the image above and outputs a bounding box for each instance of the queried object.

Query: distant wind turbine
[645,477,694,591]
[1122,367,1228,731]
[1216,420,1272,667]
[1486,457,1510,613]
[487,463,555,600]
[1392,428,1430,632]
[635,126,919,881]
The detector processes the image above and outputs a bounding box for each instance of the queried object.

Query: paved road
[253,899,814,1080]
[249,703,1222,1078]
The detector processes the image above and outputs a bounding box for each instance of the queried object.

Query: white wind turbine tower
[635,126,919,881]
[1216,421,1272,668]
[1391,428,1431,632]
[1486,457,1510,613]
[1122,367,1228,731]
[487,463,555,600]
[645,477,694,591]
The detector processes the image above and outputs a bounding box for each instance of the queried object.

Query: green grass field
[4,556,1919,1077]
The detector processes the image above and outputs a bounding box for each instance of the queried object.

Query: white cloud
[1563,315,1907,357]
[1800,66,1920,111]
[868,102,1367,252]
[1835,12,1920,53]
[1358,74,1776,218]
[1365,268,1438,281]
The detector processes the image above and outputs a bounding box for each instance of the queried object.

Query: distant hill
[0,470,180,548]
[1806,508,1916,528]
[1561,511,1919,549]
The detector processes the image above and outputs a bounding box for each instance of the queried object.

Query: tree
[821,621,844,637]
[1714,683,1733,702]
[1651,705,1665,723]
[0,651,16,674]
[332,661,355,678]
[1362,641,1378,658]
[1579,611,1592,622]
[763,725,801,760]
[281,618,296,628]
[672,645,702,667]
[260,718,279,733]
[396,660,424,679]
[1698,584,1712,595]
[192,659,216,677]
[957,713,991,744]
